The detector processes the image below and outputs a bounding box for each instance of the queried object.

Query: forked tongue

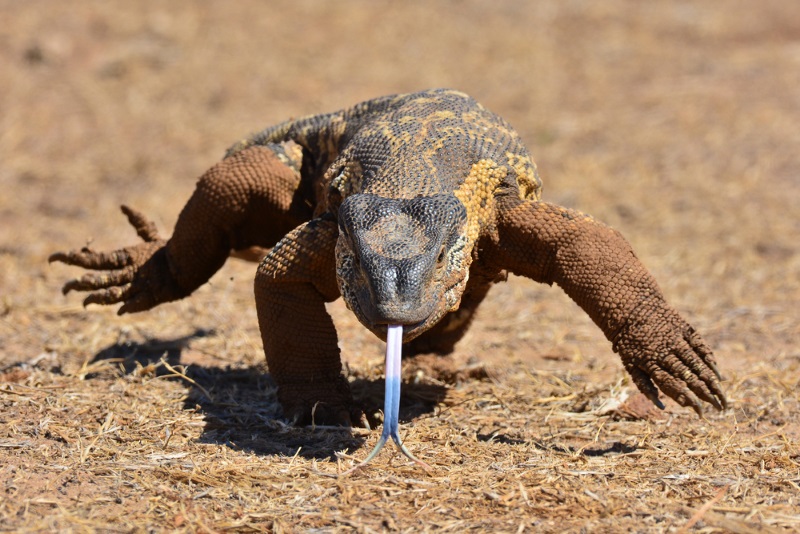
[343,324,431,474]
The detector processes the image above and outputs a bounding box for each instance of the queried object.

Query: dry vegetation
[1,1,799,532]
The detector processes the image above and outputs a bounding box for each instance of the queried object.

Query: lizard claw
[49,247,132,271]
[49,206,183,313]
[615,303,727,416]
[277,375,367,428]
[120,204,160,242]
[62,271,135,295]
[83,283,134,307]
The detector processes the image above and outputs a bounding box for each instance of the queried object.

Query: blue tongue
[343,324,431,473]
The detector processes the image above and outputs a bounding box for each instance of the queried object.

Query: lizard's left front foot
[614,302,727,416]
[276,376,368,428]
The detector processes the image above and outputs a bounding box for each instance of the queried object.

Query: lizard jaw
[372,319,427,342]
[354,272,467,342]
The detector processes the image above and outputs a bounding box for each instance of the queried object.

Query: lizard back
[228,89,543,211]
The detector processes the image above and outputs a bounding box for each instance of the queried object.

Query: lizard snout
[357,260,438,326]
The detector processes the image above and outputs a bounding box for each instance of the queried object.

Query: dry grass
[1,1,799,532]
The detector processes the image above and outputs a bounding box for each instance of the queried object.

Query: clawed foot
[278,376,369,428]
[615,302,727,416]
[49,205,185,314]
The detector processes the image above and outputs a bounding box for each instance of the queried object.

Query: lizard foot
[277,376,368,428]
[614,301,727,416]
[49,205,186,314]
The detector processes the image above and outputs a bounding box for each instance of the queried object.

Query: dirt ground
[1,1,799,532]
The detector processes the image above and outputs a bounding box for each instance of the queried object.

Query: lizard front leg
[255,215,365,427]
[50,145,311,313]
[488,196,726,415]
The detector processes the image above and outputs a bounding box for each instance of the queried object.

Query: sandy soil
[1,1,798,532]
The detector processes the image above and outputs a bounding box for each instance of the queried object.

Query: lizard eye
[348,239,361,268]
[436,245,446,267]
[339,227,360,267]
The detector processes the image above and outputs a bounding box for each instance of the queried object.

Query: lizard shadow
[475,432,639,457]
[90,331,447,461]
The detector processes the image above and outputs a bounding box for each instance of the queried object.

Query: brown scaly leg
[49,145,312,313]
[255,215,365,427]
[488,196,726,416]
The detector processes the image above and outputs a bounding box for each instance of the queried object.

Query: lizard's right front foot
[49,205,186,314]
[277,376,368,428]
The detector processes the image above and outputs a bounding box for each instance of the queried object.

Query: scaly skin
[51,144,310,312]
[487,196,725,414]
[52,89,726,432]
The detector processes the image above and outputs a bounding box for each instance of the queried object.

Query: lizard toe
[50,247,132,270]
[120,205,161,242]
[84,283,134,307]
[646,361,705,417]
[63,270,135,295]
[283,401,355,428]
[626,364,665,410]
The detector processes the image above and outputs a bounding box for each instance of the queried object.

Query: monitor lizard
[51,89,726,441]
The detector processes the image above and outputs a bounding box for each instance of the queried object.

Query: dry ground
[1,1,799,532]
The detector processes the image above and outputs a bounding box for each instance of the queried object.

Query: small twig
[159,357,213,401]
[79,411,115,463]
[677,485,728,533]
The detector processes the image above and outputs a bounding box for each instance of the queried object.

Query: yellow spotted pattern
[454,158,508,246]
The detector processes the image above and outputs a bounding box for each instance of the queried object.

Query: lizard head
[336,193,469,342]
